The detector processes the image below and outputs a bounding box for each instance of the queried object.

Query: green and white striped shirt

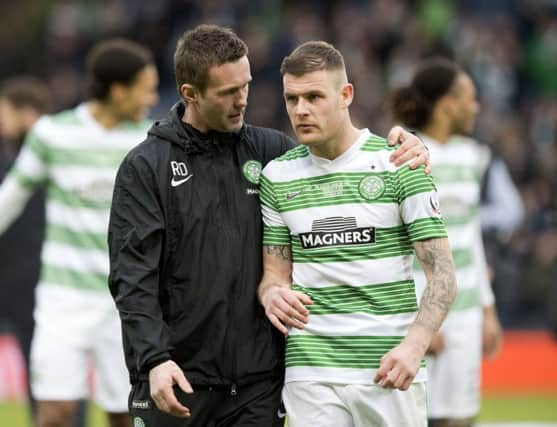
[0,104,150,292]
[413,134,493,312]
[260,129,447,384]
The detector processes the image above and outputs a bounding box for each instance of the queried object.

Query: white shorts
[30,284,129,413]
[283,381,427,427]
[426,308,482,419]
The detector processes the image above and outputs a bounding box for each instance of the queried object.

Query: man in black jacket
[108,24,430,427]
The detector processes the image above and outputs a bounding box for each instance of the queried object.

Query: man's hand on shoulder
[149,360,193,418]
[387,126,431,174]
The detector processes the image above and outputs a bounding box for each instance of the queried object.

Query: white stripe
[0,176,33,235]
[282,202,403,232]
[262,204,286,228]
[42,241,109,275]
[50,166,118,189]
[285,366,427,384]
[400,191,441,225]
[47,201,109,234]
[13,145,47,181]
[38,115,148,151]
[290,312,416,337]
[293,255,413,288]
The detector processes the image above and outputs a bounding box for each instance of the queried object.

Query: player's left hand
[374,339,424,391]
[387,126,431,174]
[482,305,503,359]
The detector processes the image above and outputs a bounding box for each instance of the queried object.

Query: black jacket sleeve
[108,149,171,376]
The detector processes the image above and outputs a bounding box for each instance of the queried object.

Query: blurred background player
[0,39,159,427]
[392,58,505,427]
[0,75,50,423]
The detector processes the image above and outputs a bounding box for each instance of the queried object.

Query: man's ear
[180,84,198,104]
[439,94,456,117]
[109,83,127,103]
[341,83,354,109]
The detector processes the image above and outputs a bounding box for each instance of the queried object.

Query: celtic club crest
[359,175,385,200]
[133,417,146,427]
[242,160,262,184]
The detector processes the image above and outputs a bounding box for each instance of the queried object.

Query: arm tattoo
[413,238,457,333]
[265,245,292,261]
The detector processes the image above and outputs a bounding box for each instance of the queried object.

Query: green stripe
[451,287,480,311]
[443,205,479,226]
[293,280,418,315]
[41,265,108,291]
[397,166,437,200]
[25,131,49,160]
[452,248,473,269]
[360,136,395,152]
[46,224,107,252]
[433,165,480,183]
[263,226,291,246]
[272,172,388,191]
[48,110,80,125]
[276,145,310,161]
[47,147,129,167]
[10,168,42,189]
[47,184,112,210]
[291,225,414,263]
[407,218,447,241]
[272,172,397,212]
[286,335,426,369]
[259,174,277,209]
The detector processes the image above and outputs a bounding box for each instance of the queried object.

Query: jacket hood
[147,101,247,155]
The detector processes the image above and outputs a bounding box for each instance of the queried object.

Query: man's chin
[224,121,244,133]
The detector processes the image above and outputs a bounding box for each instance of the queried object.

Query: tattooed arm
[258,245,313,336]
[374,237,457,390]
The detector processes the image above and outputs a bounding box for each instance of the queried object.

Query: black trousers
[129,377,285,427]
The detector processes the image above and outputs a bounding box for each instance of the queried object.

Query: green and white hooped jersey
[260,129,448,385]
[8,104,150,292]
[413,134,492,312]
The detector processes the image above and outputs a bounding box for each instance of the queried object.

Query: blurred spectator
[0,75,50,423]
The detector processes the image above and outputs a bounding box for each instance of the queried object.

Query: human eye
[285,95,297,104]
[307,93,320,102]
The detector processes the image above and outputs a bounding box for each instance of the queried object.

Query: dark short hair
[86,38,154,101]
[0,76,51,113]
[391,58,461,130]
[280,41,345,77]
[174,24,248,94]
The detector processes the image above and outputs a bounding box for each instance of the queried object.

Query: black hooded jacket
[108,102,295,386]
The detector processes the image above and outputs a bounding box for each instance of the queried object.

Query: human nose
[294,98,309,116]
[236,86,248,108]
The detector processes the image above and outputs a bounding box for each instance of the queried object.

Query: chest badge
[359,175,385,201]
[242,160,262,184]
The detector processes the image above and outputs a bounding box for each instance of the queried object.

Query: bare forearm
[410,238,457,348]
[258,245,292,302]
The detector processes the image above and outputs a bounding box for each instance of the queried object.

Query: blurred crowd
[0,0,556,331]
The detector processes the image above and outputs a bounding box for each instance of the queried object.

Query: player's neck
[87,100,123,129]
[310,119,361,160]
[421,120,451,145]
